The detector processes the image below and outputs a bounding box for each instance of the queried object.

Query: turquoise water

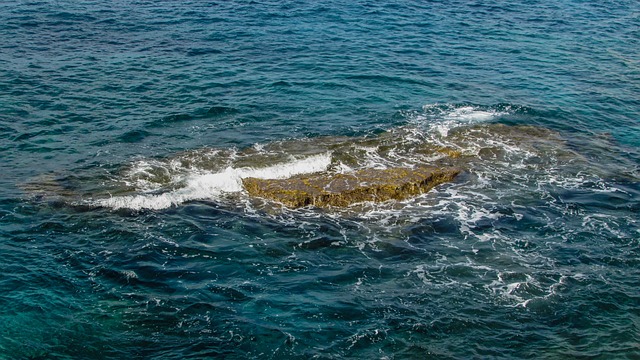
[1,1,639,358]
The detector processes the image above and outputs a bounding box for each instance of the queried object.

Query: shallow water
[1,1,639,359]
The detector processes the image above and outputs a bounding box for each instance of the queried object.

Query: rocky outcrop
[242,166,460,208]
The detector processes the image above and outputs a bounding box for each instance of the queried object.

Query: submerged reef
[242,166,460,208]
[21,123,606,212]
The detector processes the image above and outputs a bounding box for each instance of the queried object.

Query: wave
[93,153,332,210]
[91,102,512,211]
[21,103,636,221]
[411,103,511,137]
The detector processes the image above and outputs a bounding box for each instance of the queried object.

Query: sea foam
[94,152,332,210]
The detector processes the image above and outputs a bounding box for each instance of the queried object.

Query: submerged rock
[242,166,460,208]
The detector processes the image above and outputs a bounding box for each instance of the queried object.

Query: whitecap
[414,104,508,138]
[93,152,332,210]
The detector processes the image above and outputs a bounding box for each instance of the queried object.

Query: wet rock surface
[242,166,460,208]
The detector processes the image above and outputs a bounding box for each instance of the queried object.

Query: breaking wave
[93,153,332,210]
[88,104,514,211]
[23,103,637,222]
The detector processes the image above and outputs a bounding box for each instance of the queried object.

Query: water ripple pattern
[1,1,639,359]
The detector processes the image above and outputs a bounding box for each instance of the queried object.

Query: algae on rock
[242,166,460,208]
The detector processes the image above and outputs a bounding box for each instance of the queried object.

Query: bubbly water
[1,1,639,359]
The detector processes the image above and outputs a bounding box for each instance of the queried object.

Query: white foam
[444,106,498,122]
[235,152,331,179]
[417,104,507,138]
[120,159,172,191]
[94,153,332,210]
[354,145,393,169]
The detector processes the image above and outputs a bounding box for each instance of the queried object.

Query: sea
[1,1,639,359]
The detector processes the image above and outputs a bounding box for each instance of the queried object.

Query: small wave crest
[93,153,332,210]
[408,103,511,138]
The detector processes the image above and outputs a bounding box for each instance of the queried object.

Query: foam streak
[94,153,332,210]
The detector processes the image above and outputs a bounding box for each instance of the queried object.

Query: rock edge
[242,166,460,208]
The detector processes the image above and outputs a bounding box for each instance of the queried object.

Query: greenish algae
[242,166,460,208]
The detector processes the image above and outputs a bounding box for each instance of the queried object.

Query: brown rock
[242,166,460,208]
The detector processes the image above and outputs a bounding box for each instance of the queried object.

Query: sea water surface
[1,1,639,359]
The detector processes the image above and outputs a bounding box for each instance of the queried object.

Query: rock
[242,166,460,208]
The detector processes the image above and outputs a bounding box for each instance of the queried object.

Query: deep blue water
[1,1,639,359]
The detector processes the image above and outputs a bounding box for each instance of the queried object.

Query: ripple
[1,0,639,358]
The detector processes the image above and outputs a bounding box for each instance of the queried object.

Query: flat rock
[242,166,460,208]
